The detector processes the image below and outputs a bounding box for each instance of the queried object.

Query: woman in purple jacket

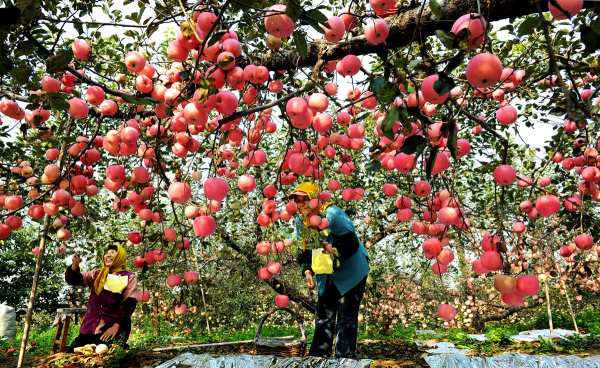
[65,244,137,352]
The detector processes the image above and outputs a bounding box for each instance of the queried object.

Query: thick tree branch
[238,0,594,71]
[472,300,541,331]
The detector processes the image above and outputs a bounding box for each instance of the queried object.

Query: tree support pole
[200,285,210,333]
[16,216,51,368]
[17,117,74,368]
[544,280,554,338]
[561,279,579,334]
[190,247,210,333]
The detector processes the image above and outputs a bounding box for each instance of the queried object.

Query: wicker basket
[254,307,308,357]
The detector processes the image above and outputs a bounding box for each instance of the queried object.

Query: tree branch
[218,227,317,313]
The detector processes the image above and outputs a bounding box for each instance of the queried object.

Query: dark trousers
[66,330,129,353]
[309,275,367,359]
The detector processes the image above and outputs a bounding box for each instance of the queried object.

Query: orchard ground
[1,309,600,368]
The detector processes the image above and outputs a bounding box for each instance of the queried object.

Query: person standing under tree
[291,182,370,359]
[64,244,138,352]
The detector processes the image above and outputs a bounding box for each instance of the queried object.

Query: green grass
[4,308,600,358]
[1,321,80,356]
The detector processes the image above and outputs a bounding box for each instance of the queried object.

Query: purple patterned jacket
[65,266,137,337]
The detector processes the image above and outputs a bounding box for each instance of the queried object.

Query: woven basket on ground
[254,307,307,357]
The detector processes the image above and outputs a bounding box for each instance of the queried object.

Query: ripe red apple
[167,274,182,288]
[502,290,523,306]
[258,267,272,280]
[466,53,503,89]
[136,290,150,302]
[516,275,539,295]
[124,51,146,73]
[437,304,457,321]
[548,0,583,20]
[174,303,187,315]
[575,233,594,250]
[275,295,289,308]
[496,105,518,125]
[323,16,345,42]
[72,39,91,60]
[472,259,490,275]
[134,256,145,268]
[493,165,516,185]
[421,75,449,104]
[364,19,389,44]
[451,13,487,50]
[184,271,198,284]
[264,5,295,38]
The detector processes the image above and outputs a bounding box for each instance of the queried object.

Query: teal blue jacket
[294,205,370,296]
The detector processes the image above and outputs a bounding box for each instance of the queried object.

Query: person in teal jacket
[290,182,370,359]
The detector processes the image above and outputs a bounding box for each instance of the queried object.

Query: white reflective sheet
[424,353,600,368]
[155,353,373,368]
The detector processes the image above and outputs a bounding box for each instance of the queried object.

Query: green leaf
[365,160,382,173]
[32,114,43,127]
[446,121,458,159]
[580,25,600,56]
[400,135,427,155]
[123,29,139,38]
[377,84,397,104]
[436,28,471,50]
[46,48,73,74]
[407,59,421,71]
[120,93,156,106]
[398,107,412,133]
[430,0,443,20]
[73,21,84,35]
[0,55,14,76]
[301,8,328,32]
[302,9,327,23]
[407,106,433,126]
[382,105,399,140]
[146,24,158,37]
[231,0,256,12]
[549,106,566,116]
[45,92,70,112]
[370,77,388,94]
[301,17,325,34]
[208,31,226,46]
[518,16,541,38]
[413,142,427,170]
[178,70,190,79]
[320,228,331,237]
[443,51,465,74]
[17,0,38,24]
[433,72,456,95]
[455,28,472,50]
[425,146,440,180]
[217,54,235,69]
[284,0,303,22]
[293,31,308,59]
[10,67,32,85]
[435,30,456,49]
